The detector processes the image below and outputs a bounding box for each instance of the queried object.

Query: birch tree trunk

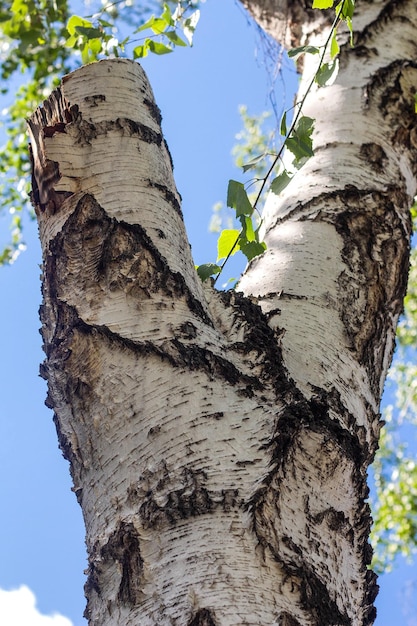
[28,1,417,625]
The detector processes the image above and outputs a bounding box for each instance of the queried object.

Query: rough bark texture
[28,1,417,625]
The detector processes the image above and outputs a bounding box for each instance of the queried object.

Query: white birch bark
[28,1,417,625]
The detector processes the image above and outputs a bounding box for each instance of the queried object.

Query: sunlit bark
[28,1,417,624]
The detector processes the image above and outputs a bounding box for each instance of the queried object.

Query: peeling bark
[28,1,417,624]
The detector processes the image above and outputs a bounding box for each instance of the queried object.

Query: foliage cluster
[0,0,72,263]
[0,0,198,263]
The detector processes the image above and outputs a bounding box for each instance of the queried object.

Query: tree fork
[28,44,413,626]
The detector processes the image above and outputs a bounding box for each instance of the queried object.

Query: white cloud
[0,586,73,626]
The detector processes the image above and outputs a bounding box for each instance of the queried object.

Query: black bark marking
[258,387,366,476]
[364,60,417,172]
[359,142,387,172]
[164,137,175,171]
[43,121,67,137]
[364,569,379,624]
[107,522,144,605]
[171,337,260,388]
[334,196,410,390]
[84,94,106,106]
[187,608,217,626]
[131,464,241,529]
[147,179,183,217]
[278,613,302,626]
[111,116,162,145]
[276,186,409,396]
[309,387,374,464]
[217,288,291,398]
[46,193,211,326]
[349,44,378,63]
[41,195,280,399]
[299,570,350,626]
[84,522,144,621]
[178,321,198,339]
[144,97,162,125]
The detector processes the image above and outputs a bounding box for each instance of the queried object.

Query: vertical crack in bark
[109,523,144,606]
[84,522,144,621]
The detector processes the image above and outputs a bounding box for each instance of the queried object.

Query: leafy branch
[196,0,355,284]
[64,2,200,63]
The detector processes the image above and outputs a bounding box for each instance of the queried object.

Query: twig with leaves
[196,0,355,284]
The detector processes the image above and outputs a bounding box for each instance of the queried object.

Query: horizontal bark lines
[237,1,416,624]
[28,37,414,624]
[29,60,299,625]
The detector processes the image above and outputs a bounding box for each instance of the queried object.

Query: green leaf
[285,115,315,162]
[87,38,102,58]
[312,0,334,8]
[330,29,340,58]
[74,26,103,39]
[161,3,173,25]
[148,40,172,55]
[346,15,354,46]
[315,59,339,86]
[227,180,253,217]
[196,263,221,282]
[280,110,287,136]
[65,34,78,48]
[217,229,240,261]
[80,42,90,64]
[285,136,314,162]
[78,37,103,63]
[288,45,320,59]
[336,0,355,19]
[136,15,169,34]
[270,171,292,195]
[240,240,267,262]
[242,216,256,242]
[67,15,93,36]
[296,116,315,137]
[133,41,150,58]
[165,30,187,47]
[242,154,265,173]
[11,0,29,18]
[150,18,171,35]
[98,19,113,28]
[414,94,417,114]
[135,16,154,32]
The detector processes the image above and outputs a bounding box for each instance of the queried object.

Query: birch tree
[27,1,417,624]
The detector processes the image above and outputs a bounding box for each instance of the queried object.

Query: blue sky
[0,0,416,624]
